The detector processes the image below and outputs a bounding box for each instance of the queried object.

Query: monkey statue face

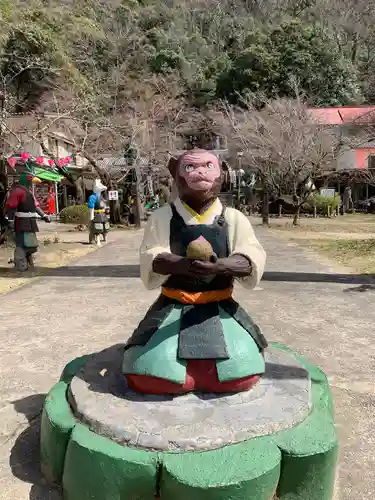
[172,149,223,208]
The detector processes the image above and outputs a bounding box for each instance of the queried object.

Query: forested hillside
[0,0,374,118]
[0,0,373,225]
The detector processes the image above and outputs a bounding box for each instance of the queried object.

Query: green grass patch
[315,239,375,255]
[266,213,375,233]
[309,238,375,273]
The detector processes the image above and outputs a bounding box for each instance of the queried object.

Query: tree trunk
[292,193,301,226]
[134,162,142,228]
[293,204,300,226]
[107,178,121,224]
[262,189,269,226]
[351,33,359,63]
[109,199,121,224]
[0,157,8,233]
[74,177,85,204]
[81,151,111,186]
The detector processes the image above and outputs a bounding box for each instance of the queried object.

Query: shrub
[303,194,341,215]
[59,204,90,224]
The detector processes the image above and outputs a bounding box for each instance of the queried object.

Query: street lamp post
[237,152,244,205]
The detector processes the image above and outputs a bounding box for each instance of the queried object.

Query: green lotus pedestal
[40,343,339,500]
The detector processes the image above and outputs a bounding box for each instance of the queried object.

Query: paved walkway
[1,227,374,499]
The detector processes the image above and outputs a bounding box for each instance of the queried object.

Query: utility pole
[237,152,244,205]
[125,144,142,228]
[134,157,142,228]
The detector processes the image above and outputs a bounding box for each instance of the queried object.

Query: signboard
[108,190,119,201]
[320,188,335,198]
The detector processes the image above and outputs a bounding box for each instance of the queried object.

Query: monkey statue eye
[184,164,195,172]
[206,162,215,169]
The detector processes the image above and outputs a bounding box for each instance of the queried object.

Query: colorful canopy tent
[33,167,64,183]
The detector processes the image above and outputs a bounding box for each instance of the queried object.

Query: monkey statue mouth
[186,177,214,191]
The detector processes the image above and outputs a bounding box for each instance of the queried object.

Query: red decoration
[7,157,16,169]
[48,183,56,214]
[48,159,55,167]
[21,152,30,161]
[57,158,65,167]
[65,156,72,164]
[36,156,45,165]
[34,182,57,215]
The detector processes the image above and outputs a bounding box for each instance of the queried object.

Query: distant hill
[0,0,373,116]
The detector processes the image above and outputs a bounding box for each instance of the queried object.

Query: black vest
[14,185,39,233]
[16,185,37,213]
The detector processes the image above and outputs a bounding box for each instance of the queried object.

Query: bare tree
[54,75,185,223]
[223,97,340,225]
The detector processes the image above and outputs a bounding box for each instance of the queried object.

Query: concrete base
[40,343,338,500]
[68,345,311,451]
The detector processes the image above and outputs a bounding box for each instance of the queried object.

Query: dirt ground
[253,214,375,275]
[0,222,99,294]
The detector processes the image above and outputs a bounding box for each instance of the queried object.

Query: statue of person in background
[4,171,51,271]
[88,179,110,245]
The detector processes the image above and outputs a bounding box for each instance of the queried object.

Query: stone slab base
[68,344,311,451]
[40,343,338,500]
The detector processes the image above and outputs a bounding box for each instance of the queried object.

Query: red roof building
[309,106,375,171]
[309,106,375,125]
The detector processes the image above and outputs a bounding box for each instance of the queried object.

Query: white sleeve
[139,206,172,290]
[226,209,266,289]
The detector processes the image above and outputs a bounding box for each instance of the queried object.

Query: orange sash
[162,287,233,304]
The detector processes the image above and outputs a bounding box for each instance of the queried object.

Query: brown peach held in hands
[186,236,214,261]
